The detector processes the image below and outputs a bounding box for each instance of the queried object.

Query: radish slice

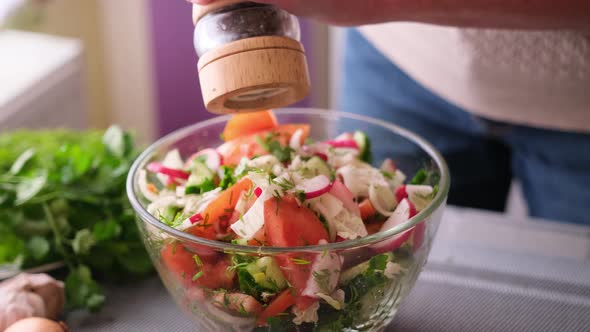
[289,128,305,150]
[395,185,408,203]
[189,148,222,171]
[334,132,354,141]
[166,176,180,187]
[329,180,360,217]
[147,162,190,180]
[371,199,417,253]
[156,149,185,185]
[302,142,329,156]
[296,175,333,199]
[254,187,263,198]
[325,140,359,149]
[189,213,204,224]
[302,240,342,299]
[314,152,328,162]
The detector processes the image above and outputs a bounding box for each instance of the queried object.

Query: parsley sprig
[256,133,294,163]
[0,126,152,311]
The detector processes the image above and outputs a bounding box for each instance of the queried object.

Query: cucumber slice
[354,131,372,163]
[300,156,333,180]
[340,252,393,285]
[185,160,215,194]
[257,257,287,290]
[238,257,288,292]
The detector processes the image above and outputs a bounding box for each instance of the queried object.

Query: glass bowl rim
[126,108,450,254]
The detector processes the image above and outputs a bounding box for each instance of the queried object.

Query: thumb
[186,0,303,15]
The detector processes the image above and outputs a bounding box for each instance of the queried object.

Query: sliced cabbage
[308,194,343,220]
[301,240,342,298]
[147,195,178,218]
[301,180,364,240]
[234,191,254,217]
[406,185,434,211]
[337,161,389,197]
[388,170,407,190]
[292,301,320,325]
[247,155,281,173]
[332,209,368,240]
[327,147,360,169]
[368,184,398,216]
[289,128,304,150]
[230,186,275,239]
[316,289,345,310]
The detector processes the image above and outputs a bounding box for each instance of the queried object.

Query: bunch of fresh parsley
[0,126,152,311]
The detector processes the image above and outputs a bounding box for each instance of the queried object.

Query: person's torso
[359,23,590,133]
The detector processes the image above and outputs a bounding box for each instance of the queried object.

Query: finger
[186,0,215,4]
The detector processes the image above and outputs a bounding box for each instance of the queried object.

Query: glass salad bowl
[127,109,450,332]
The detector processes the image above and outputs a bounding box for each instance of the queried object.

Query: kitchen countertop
[68,206,590,331]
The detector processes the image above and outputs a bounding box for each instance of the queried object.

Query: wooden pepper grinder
[193,1,311,114]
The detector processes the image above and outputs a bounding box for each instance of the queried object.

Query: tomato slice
[264,195,329,309]
[365,221,384,235]
[160,243,234,290]
[256,289,296,326]
[186,178,253,239]
[218,124,310,166]
[359,198,377,220]
[247,228,266,246]
[222,110,278,141]
[264,195,329,247]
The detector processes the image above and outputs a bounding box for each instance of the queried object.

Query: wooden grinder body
[193,2,311,114]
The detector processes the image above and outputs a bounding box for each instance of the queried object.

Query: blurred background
[0,0,346,142]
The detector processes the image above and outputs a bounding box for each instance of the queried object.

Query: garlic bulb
[0,273,65,331]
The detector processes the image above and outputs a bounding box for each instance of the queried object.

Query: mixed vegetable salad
[139,111,437,330]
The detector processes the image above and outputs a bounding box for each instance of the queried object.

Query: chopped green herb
[192,271,204,281]
[193,254,203,267]
[411,167,441,187]
[218,165,237,190]
[274,177,295,192]
[295,189,307,203]
[266,315,298,332]
[185,177,216,195]
[381,171,394,179]
[290,257,311,265]
[257,133,294,162]
[410,169,427,185]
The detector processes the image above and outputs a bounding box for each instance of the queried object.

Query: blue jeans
[341,29,590,226]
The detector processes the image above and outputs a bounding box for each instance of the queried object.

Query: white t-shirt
[360,24,590,133]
